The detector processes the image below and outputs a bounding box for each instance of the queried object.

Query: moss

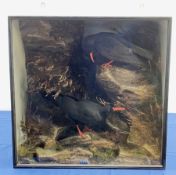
[55,144,64,151]
[120,142,154,159]
[18,146,29,157]
[18,145,35,158]
[91,147,118,161]
[89,132,100,140]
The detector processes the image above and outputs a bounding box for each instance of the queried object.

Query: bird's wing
[77,101,104,122]
[95,36,145,67]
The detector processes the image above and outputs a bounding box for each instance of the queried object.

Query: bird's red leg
[101,60,113,69]
[76,125,84,137]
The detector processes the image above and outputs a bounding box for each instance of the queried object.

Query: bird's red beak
[112,107,126,111]
[89,52,95,63]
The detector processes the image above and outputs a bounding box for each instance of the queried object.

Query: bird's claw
[83,126,93,133]
[101,60,113,69]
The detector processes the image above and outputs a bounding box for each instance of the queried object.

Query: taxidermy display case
[9,17,171,168]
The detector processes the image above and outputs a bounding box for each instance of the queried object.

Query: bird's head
[87,51,108,65]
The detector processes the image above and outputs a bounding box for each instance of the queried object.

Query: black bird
[80,32,152,101]
[40,91,127,140]
[82,32,152,70]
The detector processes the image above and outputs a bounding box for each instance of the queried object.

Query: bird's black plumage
[82,32,151,69]
[52,93,111,131]
[41,91,127,140]
[78,32,152,102]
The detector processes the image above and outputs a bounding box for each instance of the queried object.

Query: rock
[36,147,93,163]
[34,132,120,164]
[92,139,117,149]
[44,138,57,149]
[19,157,36,164]
[59,134,92,147]
[33,148,67,163]
[69,147,93,158]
